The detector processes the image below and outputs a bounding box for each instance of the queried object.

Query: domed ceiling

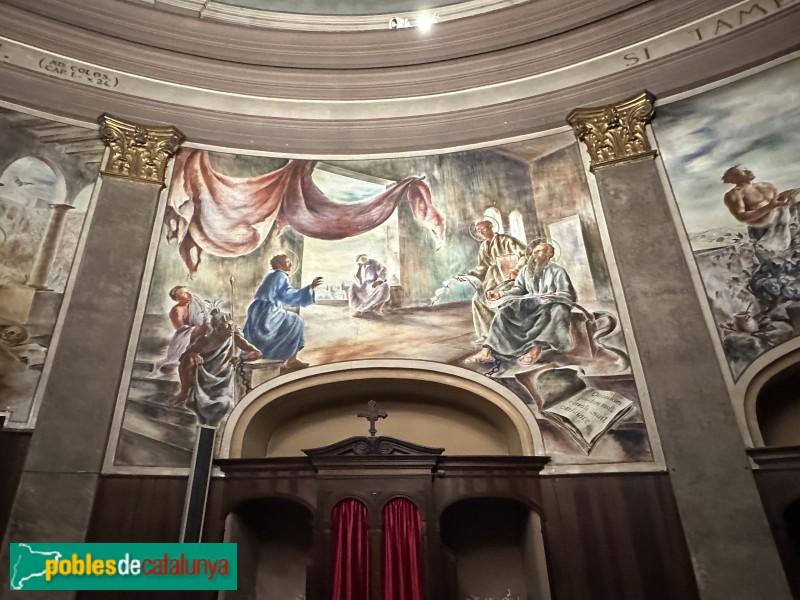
[215,0,499,13]
[0,0,797,154]
[172,0,527,31]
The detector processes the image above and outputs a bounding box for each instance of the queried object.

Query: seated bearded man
[468,242,576,365]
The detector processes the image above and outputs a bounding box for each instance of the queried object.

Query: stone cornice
[2,2,798,119]
[0,1,798,155]
[0,0,736,100]
[0,0,728,70]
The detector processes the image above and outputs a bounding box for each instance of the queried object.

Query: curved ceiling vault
[0,0,798,155]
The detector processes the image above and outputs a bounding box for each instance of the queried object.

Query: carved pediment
[302,435,444,457]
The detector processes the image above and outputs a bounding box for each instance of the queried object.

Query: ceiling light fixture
[389,13,437,31]
[389,16,411,29]
[415,12,437,33]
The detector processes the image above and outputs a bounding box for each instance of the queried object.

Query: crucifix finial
[357,400,387,437]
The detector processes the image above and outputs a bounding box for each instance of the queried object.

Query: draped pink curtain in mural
[166,149,445,274]
[331,498,370,600]
[383,498,424,600]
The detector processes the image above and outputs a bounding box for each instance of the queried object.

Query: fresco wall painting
[654,58,800,381]
[113,133,654,468]
[0,107,101,426]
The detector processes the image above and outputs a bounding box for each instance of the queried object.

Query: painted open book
[535,368,634,453]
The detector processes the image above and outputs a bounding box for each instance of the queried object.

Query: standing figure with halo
[456,217,527,343]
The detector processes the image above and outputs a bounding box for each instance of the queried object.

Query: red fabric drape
[166,149,446,274]
[383,498,424,600]
[331,499,370,600]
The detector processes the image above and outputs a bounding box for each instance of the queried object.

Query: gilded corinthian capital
[566,92,656,172]
[98,114,185,185]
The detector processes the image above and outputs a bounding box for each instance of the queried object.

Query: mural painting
[0,107,101,425]
[115,133,653,467]
[654,58,800,380]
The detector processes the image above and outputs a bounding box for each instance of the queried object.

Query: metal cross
[357,400,387,437]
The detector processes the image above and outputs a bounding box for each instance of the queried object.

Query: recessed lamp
[415,12,437,33]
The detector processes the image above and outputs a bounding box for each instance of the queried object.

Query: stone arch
[744,348,800,447]
[219,359,543,459]
[0,155,67,206]
[70,183,95,213]
[439,496,552,600]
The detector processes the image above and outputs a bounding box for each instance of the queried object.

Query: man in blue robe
[243,254,324,370]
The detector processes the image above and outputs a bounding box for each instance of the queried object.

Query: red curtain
[331,498,370,600]
[166,149,445,274]
[383,498,424,600]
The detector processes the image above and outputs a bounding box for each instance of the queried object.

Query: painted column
[567,93,792,600]
[27,203,75,289]
[0,115,184,598]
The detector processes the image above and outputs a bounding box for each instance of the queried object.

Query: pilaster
[0,115,184,599]
[568,92,792,600]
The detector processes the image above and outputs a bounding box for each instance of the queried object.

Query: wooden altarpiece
[212,424,550,600]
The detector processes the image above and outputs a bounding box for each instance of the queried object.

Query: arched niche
[744,349,800,447]
[440,496,551,600]
[220,360,543,459]
[221,497,314,600]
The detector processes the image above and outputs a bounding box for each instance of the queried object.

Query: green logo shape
[9,543,237,590]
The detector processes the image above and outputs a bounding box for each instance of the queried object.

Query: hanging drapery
[383,498,424,600]
[331,498,371,600]
[165,149,446,274]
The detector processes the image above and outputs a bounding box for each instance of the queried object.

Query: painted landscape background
[654,58,800,380]
[114,133,653,468]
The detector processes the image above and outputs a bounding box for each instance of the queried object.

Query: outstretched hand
[311,276,324,288]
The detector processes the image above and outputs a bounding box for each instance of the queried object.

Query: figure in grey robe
[172,311,261,426]
[468,242,576,365]
[349,254,391,316]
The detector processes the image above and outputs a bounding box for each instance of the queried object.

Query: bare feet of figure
[466,347,494,364]
[284,358,310,370]
[518,345,543,365]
